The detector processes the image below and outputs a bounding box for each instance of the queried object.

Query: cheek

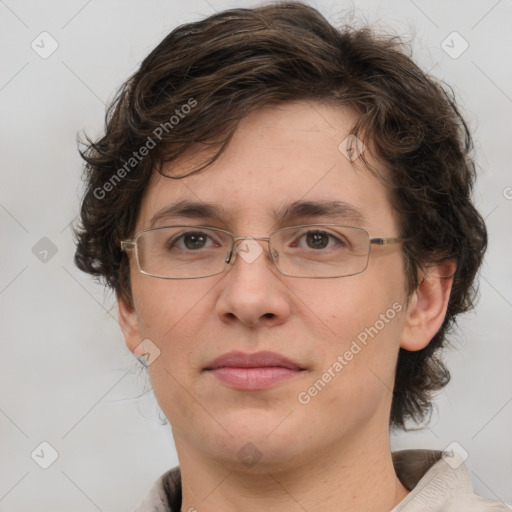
[136,283,207,429]
[296,296,406,433]
[132,274,210,337]
[131,277,209,402]
[293,266,408,391]
[290,258,406,337]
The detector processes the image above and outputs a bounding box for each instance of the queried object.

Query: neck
[175,424,409,512]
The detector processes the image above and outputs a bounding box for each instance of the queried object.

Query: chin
[202,413,313,470]
[217,437,308,475]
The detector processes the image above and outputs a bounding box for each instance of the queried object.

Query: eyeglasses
[120,224,409,279]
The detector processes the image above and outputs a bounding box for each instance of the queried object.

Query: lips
[204,351,305,390]
[204,351,303,371]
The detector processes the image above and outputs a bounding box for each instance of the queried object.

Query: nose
[215,238,290,329]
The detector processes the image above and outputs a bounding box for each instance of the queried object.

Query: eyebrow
[149,199,367,229]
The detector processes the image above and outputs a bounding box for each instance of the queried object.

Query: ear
[117,294,143,354]
[400,260,456,351]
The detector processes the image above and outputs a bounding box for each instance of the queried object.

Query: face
[121,100,413,472]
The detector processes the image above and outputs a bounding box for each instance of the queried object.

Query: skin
[118,100,454,512]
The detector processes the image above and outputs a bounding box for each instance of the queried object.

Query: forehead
[136,101,397,234]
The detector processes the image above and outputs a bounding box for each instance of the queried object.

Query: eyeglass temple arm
[120,241,136,251]
[370,237,410,246]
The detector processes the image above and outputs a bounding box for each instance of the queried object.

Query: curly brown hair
[74,1,487,429]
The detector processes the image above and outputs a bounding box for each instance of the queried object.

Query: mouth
[203,351,306,390]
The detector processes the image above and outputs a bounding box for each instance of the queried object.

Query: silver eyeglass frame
[120,224,410,279]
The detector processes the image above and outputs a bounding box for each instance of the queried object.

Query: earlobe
[400,260,456,352]
[117,294,142,353]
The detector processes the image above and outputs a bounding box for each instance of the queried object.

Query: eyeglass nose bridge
[225,235,279,266]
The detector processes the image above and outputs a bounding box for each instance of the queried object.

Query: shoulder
[392,449,509,511]
[132,467,181,512]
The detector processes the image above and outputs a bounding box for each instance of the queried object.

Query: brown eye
[165,231,217,251]
[291,229,347,251]
[305,231,330,249]
[182,232,208,250]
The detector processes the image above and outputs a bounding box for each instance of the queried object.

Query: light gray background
[1,0,511,510]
